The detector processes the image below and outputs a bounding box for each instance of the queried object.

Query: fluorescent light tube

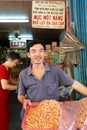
[0,19,29,23]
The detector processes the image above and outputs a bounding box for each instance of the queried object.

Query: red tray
[22,100,87,130]
[21,101,75,130]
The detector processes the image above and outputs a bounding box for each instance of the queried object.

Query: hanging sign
[10,40,26,48]
[32,1,65,29]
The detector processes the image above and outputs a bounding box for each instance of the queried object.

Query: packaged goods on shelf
[45,44,51,50]
[45,44,65,65]
[52,41,57,50]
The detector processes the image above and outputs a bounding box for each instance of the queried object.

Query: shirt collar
[27,66,32,75]
[45,63,51,72]
[27,63,50,76]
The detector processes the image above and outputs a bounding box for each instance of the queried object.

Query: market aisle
[9,91,22,130]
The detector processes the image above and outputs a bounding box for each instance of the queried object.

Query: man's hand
[23,99,32,109]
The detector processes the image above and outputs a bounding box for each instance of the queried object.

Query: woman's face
[27,44,46,65]
[8,59,19,68]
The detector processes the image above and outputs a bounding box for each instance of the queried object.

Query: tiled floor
[9,91,22,130]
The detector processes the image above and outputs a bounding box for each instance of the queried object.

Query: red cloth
[0,65,11,130]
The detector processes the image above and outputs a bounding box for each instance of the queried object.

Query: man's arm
[71,80,87,96]
[17,95,31,109]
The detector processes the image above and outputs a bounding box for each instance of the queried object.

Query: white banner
[32,1,65,29]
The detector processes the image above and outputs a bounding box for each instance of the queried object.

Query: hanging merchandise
[60,0,85,53]
[59,31,85,53]
[64,51,80,67]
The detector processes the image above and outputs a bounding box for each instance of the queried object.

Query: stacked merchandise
[45,41,65,67]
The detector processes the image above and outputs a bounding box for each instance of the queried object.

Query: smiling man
[17,40,87,121]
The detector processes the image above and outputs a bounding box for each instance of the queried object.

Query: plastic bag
[59,98,87,130]
[58,86,73,97]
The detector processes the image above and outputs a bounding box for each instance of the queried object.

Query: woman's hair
[6,52,21,61]
[27,40,46,52]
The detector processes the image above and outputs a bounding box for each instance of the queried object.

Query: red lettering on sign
[58,22,64,25]
[33,21,38,24]
[51,22,57,25]
[46,21,50,25]
[43,15,51,20]
[53,16,63,21]
[49,1,62,4]
[42,21,45,24]
[34,15,42,20]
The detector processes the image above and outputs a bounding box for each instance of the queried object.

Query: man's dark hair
[27,40,46,52]
[6,52,21,61]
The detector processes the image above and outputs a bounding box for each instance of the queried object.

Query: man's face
[27,44,46,65]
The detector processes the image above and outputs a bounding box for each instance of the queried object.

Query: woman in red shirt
[0,52,21,130]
